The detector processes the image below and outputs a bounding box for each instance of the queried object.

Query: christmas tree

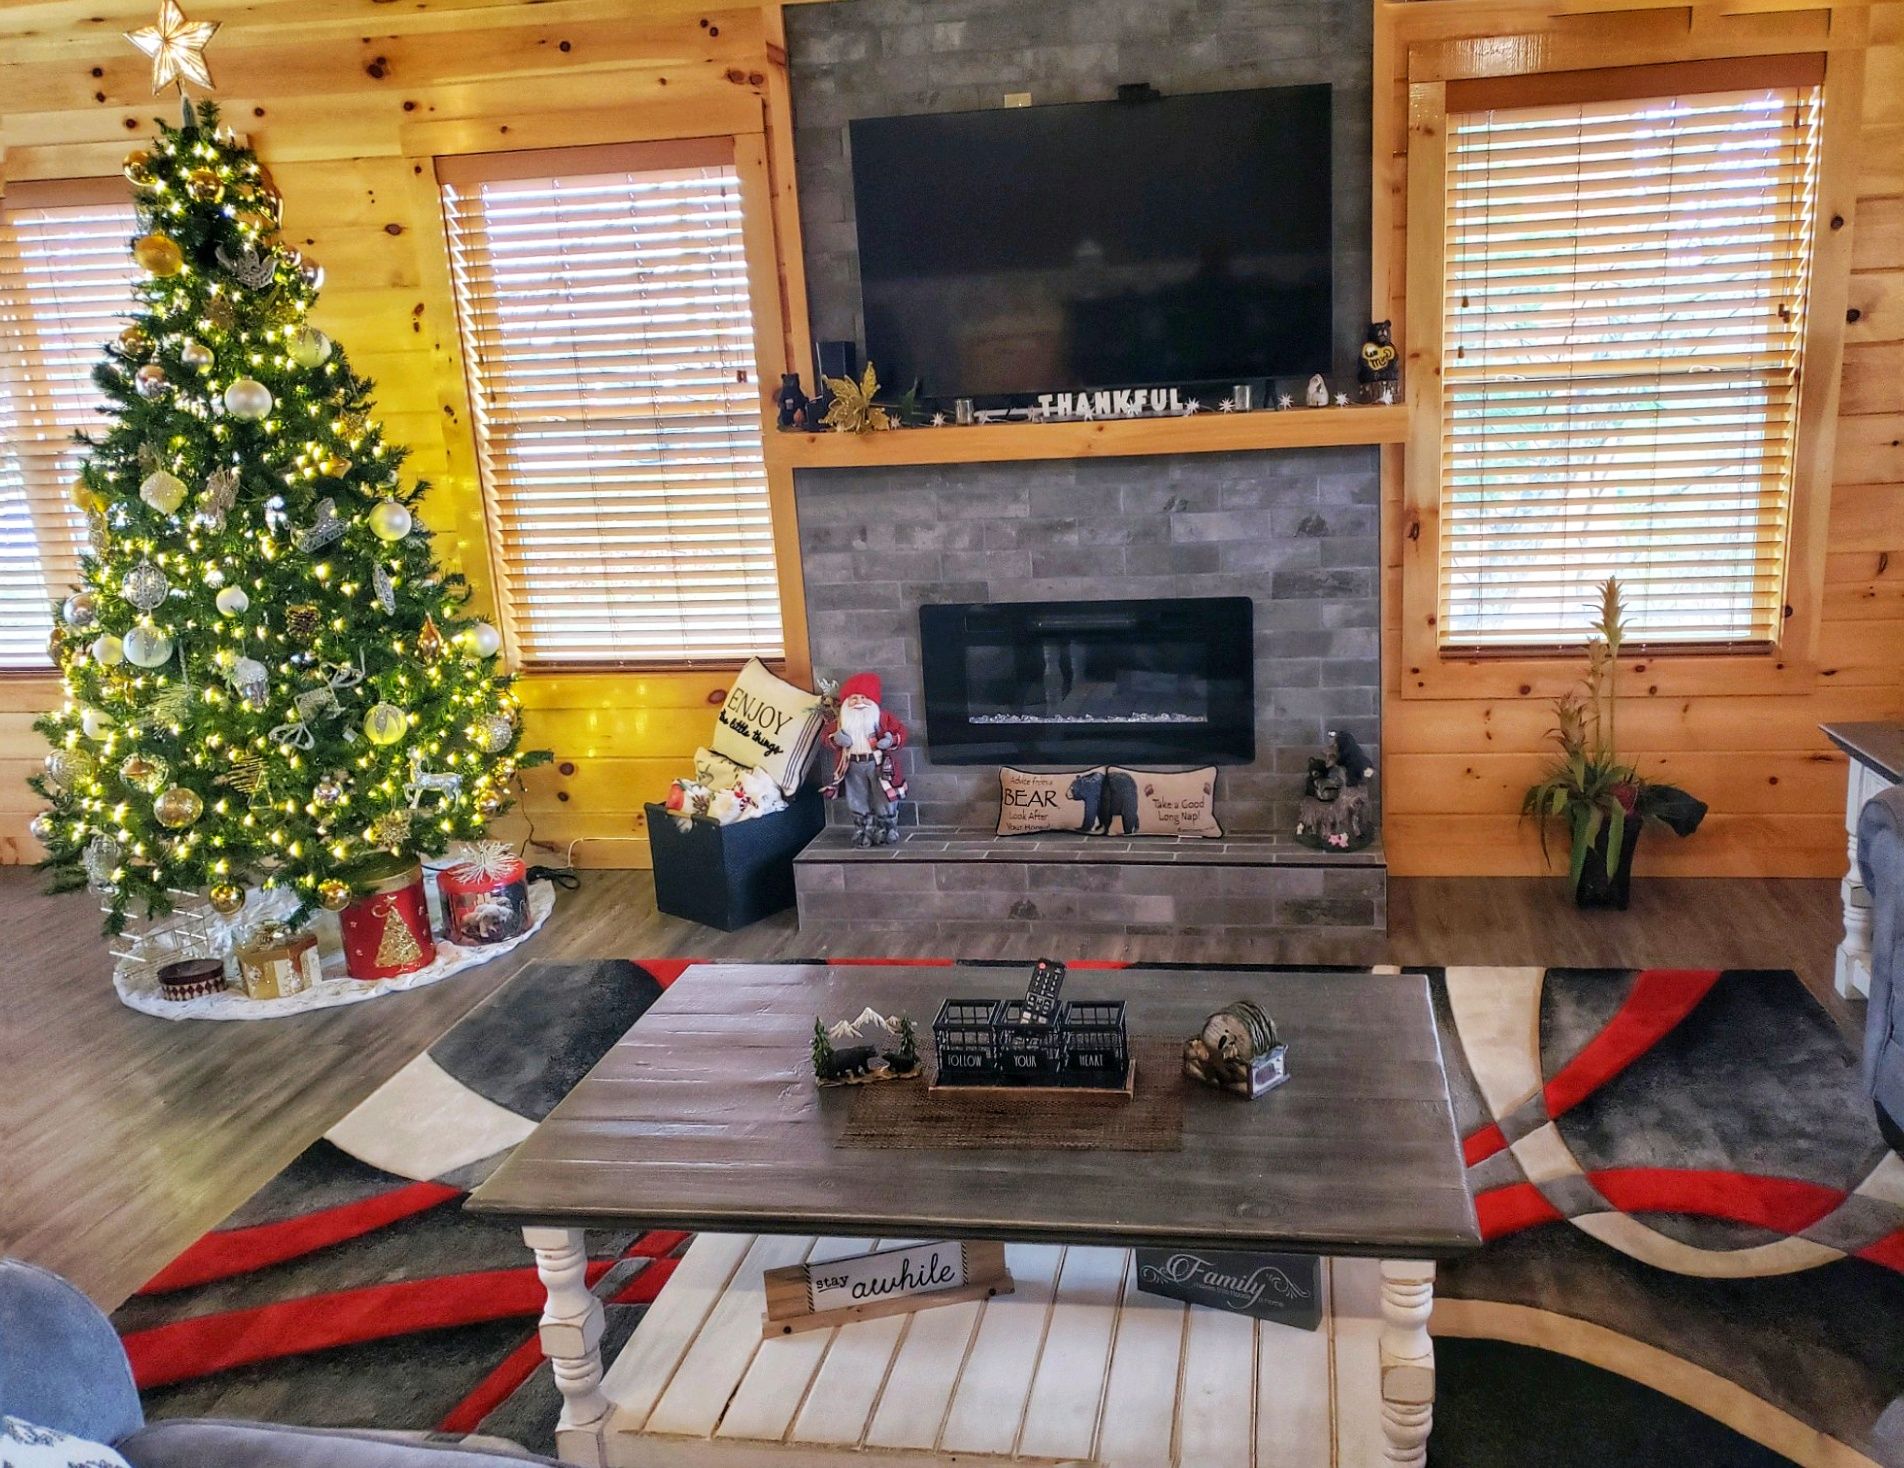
[28,98,538,933]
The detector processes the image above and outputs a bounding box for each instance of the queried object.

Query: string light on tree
[25,62,543,938]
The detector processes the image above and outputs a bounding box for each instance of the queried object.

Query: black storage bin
[644,785,824,930]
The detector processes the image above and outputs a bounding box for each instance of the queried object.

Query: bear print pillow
[996,767,1105,837]
[1106,765,1223,838]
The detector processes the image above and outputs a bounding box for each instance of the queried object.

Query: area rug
[111,961,1904,1467]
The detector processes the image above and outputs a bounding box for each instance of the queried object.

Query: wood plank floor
[0,866,1856,1311]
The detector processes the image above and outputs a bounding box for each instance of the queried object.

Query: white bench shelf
[588,1231,1404,1468]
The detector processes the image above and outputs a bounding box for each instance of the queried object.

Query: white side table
[1822,722,1904,999]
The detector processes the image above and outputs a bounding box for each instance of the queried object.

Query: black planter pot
[1574,820,1640,910]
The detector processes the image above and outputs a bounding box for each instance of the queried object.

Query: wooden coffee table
[469,964,1478,1467]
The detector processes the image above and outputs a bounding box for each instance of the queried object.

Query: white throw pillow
[693,745,751,789]
[709,658,824,795]
[1,1416,132,1468]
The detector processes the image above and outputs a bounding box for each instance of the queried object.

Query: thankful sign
[762,1240,1012,1336]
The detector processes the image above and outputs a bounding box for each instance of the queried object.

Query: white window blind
[440,141,782,667]
[1438,77,1822,649]
[0,184,137,669]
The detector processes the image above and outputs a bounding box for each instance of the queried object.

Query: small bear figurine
[1358,320,1399,400]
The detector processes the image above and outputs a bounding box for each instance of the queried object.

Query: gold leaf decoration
[820,362,892,436]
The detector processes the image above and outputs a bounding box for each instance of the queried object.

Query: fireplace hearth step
[793,825,1386,952]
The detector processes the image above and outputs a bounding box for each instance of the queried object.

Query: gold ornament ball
[364,702,407,747]
[135,363,169,399]
[186,167,224,202]
[123,149,158,189]
[116,324,153,359]
[133,234,184,277]
[180,339,214,371]
[368,498,413,542]
[154,785,204,830]
[139,468,188,514]
[69,477,102,512]
[318,879,352,911]
[476,789,506,818]
[283,602,320,640]
[208,882,246,916]
[45,748,95,788]
[318,453,352,479]
[288,327,332,368]
[29,811,57,845]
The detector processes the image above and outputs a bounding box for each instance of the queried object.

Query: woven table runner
[839,1040,1183,1152]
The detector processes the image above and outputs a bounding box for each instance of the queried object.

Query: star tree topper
[126,0,219,95]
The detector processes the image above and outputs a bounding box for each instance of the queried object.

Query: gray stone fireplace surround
[794,449,1380,833]
[783,0,1384,948]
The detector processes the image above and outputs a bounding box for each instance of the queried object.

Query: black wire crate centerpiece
[931,999,1001,1082]
[929,963,1133,1093]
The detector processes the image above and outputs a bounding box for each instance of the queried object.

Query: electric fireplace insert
[918,596,1255,766]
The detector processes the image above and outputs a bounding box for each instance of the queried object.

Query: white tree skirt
[113,880,556,1021]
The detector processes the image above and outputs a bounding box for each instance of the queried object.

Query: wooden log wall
[0,0,816,870]
[1375,0,1904,878]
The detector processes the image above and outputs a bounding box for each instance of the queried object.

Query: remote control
[1022,957,1066,1021]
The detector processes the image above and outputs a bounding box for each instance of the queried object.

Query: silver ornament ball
[180,339,214,370]
[121,560,170,612]
[62,591,98,629]
[223,377,274,421]
[123,624,174,669]
[367,498,413,542]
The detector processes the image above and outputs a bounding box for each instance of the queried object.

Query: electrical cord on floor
[527,864,581,891]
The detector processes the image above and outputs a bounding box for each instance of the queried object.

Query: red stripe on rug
[1475,1182,1565,1238]
[137,1182,464,1295]
[438,1331,545,1435]
[1541,968,1723,1121]
[630,1229,691,1259]
[637,960,696,988]
[1857,1229,1904,1273]
[1590,1168,1847,1236]
[435,1255,685,1434]
[1464,1122,1509,1168]
[612,1256,680,1304]
[124,1261,613,1389]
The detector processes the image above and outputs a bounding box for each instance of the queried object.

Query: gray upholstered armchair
[1858,783,1904,1150]
[0,1257,563,1467]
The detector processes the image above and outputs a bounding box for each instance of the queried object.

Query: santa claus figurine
[822,672,908,848]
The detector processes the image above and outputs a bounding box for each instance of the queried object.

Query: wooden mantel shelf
[767,402,1408,469]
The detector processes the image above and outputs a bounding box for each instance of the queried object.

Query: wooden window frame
[410,100,811,686]
[0,174,135,705]
[1398,48,1865,701]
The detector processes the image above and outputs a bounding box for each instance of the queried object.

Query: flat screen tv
[849,84,1333,401]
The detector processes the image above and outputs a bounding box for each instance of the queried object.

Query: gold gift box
[236,925,322,1001]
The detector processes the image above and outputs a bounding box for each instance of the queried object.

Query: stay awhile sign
[762,1240,1013,1337]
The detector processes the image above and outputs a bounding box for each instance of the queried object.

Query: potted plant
[1520,578,1708,909]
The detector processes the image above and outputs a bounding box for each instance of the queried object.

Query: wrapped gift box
[437,842,532,946]
[236,925,322,1000]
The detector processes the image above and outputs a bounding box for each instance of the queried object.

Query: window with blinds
[0,183,137,669]
[439,141,782,667]
[1438,74,1822,649]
